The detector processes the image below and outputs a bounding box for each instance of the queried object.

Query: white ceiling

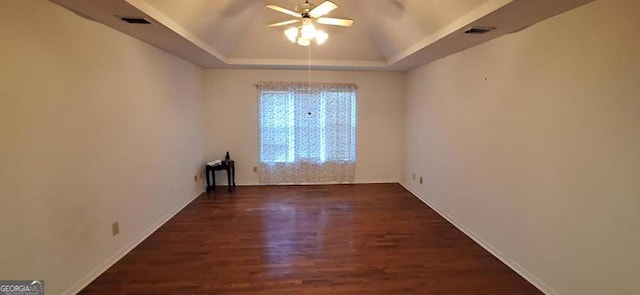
[50,0,594,71]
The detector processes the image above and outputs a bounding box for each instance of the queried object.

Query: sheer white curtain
[258,81,356,184]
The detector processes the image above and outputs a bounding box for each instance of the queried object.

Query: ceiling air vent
[118,16,152,24]
[464,26,495,34]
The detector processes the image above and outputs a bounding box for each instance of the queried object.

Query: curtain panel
[257,81,357,184]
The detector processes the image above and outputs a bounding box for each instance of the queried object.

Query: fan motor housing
[296,2,315,14]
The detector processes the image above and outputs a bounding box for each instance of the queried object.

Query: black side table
[206,160,235,192]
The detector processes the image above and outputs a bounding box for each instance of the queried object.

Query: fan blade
[267,19,300,27]
[317,17,354,27]
[265,4,300,18]
[309,1,338,18]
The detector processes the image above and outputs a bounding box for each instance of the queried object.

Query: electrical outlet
[194,174,198,182]
[253,166,257,173]
[419,177,423,184]
[112,222,120,236]
[412,173,416,180]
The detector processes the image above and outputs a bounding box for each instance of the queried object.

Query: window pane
[259,85,356,164]
[260,91,291,162]
[324,91,355,161]
[294,90,321,162]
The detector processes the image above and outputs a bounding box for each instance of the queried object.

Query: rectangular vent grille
[119,16,151,24]
[464,26,495,34]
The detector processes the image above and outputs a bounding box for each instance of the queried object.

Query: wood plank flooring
[80,184,541,294]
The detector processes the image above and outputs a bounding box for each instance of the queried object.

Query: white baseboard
[63,190,204,295]
[223,180,399,186]
[398,181,557,295]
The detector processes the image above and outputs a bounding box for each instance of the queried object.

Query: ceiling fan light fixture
[315,30,328,45]
[285,27,299,42]
[267,1,353,47]
[297,37,311,46]
[284,22,327,46]
[300,19,316,40]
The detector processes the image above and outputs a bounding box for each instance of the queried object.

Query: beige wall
[204,69,405,184]
[0,1,206,294]
[3,0,638,294]
[402,0,640,294]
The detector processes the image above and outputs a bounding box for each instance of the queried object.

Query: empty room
[1,0,638,294]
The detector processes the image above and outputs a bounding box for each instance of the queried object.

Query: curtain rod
[254,83,358,88]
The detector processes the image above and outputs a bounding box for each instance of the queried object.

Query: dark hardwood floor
[80,184,541,294]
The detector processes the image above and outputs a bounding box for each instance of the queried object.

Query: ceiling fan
[266,0,354,28]
[265,0,354,46]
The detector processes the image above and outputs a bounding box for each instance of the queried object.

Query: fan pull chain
[307,41,312,90]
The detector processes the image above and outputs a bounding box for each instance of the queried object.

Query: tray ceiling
[51,0,594,70]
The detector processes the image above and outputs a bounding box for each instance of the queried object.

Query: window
[257,81,356,183]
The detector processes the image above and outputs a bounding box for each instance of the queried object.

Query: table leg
[212,168,216,191]
[232,164,236,187]
[205,167,211,192]
[227,166,232,192]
